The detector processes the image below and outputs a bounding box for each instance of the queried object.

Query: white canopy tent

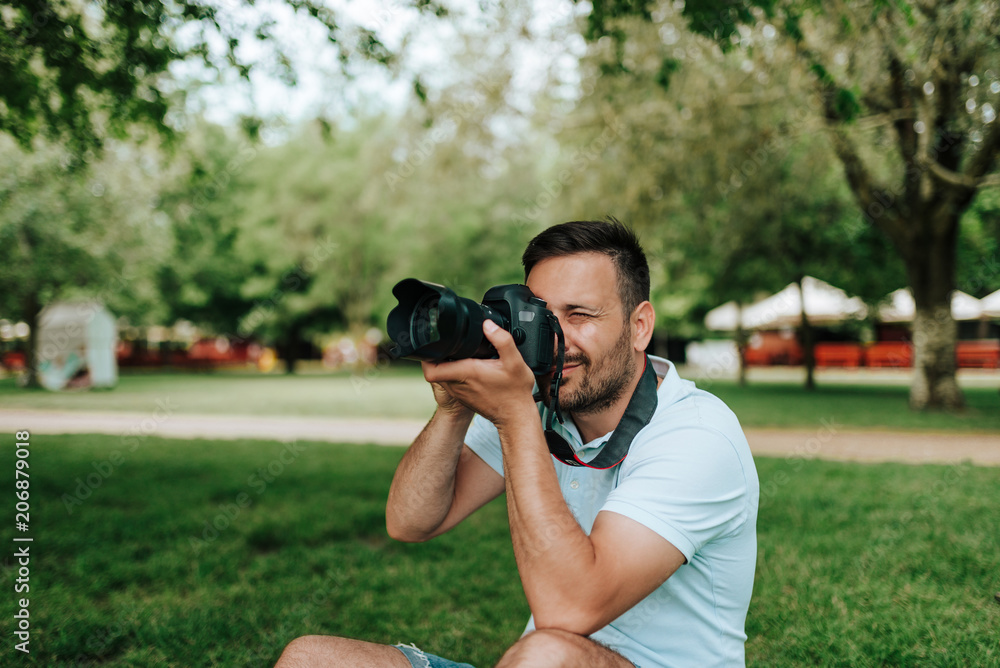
[980,289,1000,318]
[704,301,743,331]
[877,288,983,322]
[704,277,866,331]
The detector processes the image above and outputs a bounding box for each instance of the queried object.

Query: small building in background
[36,302,118,391]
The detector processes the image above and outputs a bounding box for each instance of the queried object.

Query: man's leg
[495,629,636,668]
[274,635,412,668]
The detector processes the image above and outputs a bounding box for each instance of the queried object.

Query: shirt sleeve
[464,413,505,477]
[600,424,753,561]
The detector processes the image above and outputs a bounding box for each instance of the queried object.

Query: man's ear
[632,301,655,352]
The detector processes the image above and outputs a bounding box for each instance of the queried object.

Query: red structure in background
[864,342,913,368]
[743,331,803,366]
[814,343,865,367]
[116,338,258,369]
[956,340,1000,368]
[1,351,26,371]
[742,332,999,369]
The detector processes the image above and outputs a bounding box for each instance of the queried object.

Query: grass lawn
[708,381,1000,432]
[0,365,439,420]
[1,434,998,667]
[2,365,999,432]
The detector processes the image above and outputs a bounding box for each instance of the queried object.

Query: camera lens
[412,294,441,347]
[387,279,487,361]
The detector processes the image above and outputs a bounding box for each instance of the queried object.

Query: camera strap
[543,354,658,469]
[545,313,566,426]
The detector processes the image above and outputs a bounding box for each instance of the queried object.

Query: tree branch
[854,109,917,131]
[794,33,908,243]
[887,52,918,172]
[919,156,980,190]
[962,118,1000,182]
[826,125,907,242]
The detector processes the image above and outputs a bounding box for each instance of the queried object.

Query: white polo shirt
[464,356,759,668]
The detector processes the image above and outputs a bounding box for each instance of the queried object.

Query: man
[276,220,759,667]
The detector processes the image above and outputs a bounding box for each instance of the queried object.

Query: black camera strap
[545,313,566,426]
[543,354,658,469]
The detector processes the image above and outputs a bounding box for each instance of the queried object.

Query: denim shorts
[393,643,476,668]
[393,642,640,668]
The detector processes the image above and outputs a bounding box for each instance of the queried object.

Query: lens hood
[387,279,490,361]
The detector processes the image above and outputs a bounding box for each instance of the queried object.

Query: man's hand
[423,369,474,420]
[422,320,537,426]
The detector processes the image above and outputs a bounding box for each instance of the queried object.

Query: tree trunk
[282,325,300,375]
[23,292,42,389]
[904,212,964,410]
[735,304,748,388]
[797,279,815,391]
[909,302,963,409]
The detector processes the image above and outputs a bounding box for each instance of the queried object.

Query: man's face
[526,252,638,416]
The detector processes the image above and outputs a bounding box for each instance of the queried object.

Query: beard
[546,325,637,417]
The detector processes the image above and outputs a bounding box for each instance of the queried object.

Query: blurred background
[1,0,999,409]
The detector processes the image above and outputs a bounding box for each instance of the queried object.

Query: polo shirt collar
[539,354,681,463]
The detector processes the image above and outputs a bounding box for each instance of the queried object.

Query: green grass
[1,435,523,667]
[0,364,437,419]
[707,382,1000,432]
[2,366,999,432]
[1,435,998,666]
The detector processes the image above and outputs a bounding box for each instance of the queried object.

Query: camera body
[386,279,558,375]
[481,284,557,374]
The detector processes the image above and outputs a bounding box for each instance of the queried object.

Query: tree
[0,133,169,386]
[219,119,403,372]
[0,0,455,379]
[578,0,1000,409]
[157,122,259,336]
[0,0,434,153]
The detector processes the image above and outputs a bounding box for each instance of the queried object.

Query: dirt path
[2,409,998,466]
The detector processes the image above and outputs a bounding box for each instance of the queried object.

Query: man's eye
[570,312,592,319]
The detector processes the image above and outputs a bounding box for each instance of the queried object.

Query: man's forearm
[497,407,602,633]
[385,408,473,541]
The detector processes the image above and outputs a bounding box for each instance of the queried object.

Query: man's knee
[274,635,408,668]
[497,629,585,667]
[276,635,328,666]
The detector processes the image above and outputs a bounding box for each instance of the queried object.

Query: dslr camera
[386,278,561,375]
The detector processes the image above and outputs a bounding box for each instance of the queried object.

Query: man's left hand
[422,320,537,426]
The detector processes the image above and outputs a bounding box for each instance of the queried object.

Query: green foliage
[833,87,862,123]
[784,10,804,42]
[0,0,444,153]
[0,0,173,153]
[655,57,681,90]
[0,133,169,324]
[809,62,834,87]
[231,119,399,341]
[682,0,776,48]
[565,0,1000,408]
[157,123,258,334]
[957,187,1000,298]
[581,0,657,41]
[556,13,902,335]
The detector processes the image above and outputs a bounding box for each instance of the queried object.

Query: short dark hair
[522,218,650,316]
